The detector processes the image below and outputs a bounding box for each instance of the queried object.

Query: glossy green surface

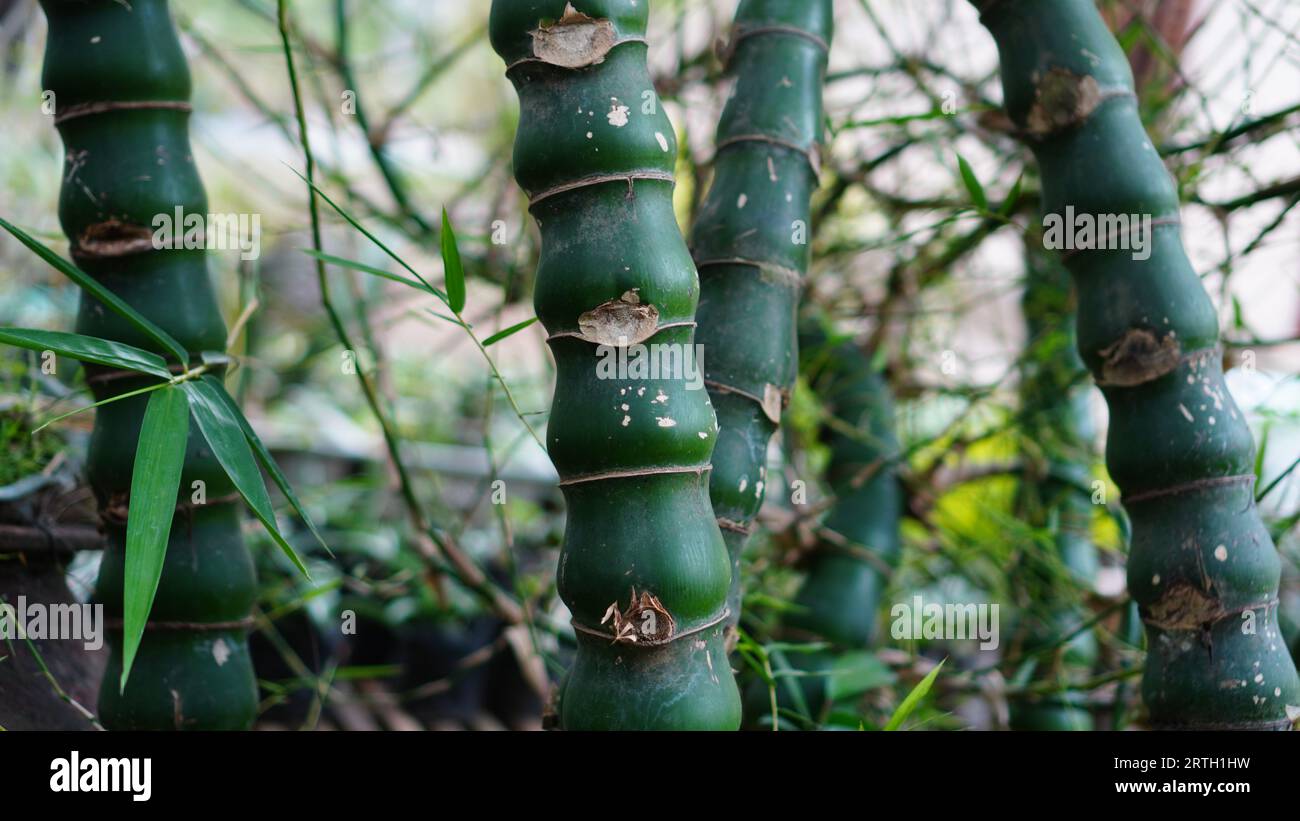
[975,0,1300,729]
[691,0,833,632]
[40,0,256,729]
[493,0,739,729]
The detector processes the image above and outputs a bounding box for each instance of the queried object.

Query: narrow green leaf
[999,173,1024,217]
[181,379,310,578]
[0,216,190,366]
[284,167,447,304]
[441,208,465,314]
[482,317,538,347]
[35,380,170,434]
[956,155,987,211]
[425,309,470,329]
[1254,422,1270,484]
[868,340,890,374]
[201,375,331,557]
[827,651,898,702]
[300,249,440,298]
[883,658,946,731]
[0,327,171,379]
[120,386,190,691]
[768,648,812,720]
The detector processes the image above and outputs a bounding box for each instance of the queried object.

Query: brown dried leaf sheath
[1098,328,1182,387]
[1026,68,1102,138]
[577,289,660,346]
[600,588,676,644]
[530,3,618,69]
[1145,581,1224,631]
[761,383,784,425]
[77,219,155,257]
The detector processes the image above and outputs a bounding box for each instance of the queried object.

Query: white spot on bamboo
[606,99,630,127]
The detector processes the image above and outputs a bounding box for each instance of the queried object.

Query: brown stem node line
[571,607,729,648]
[105,616,254,632]
[527,170,675,207]
[99,492,243,527]
[713,134,822,177]
[54,100,192,125]
[727,25,829,57]
[545,319,695,344]
[557,464,711,488]
[694,257,803,286]
[702,379,765,407]
[1059,215,1182,260]
[1122,473,1254,505]
[503,36,649,73]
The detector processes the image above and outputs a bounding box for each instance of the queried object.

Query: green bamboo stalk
[973,0,1300,729]
[1009,239,1099,731]
[490,0,740,729]
[40,0,257,729]
[772,321,902,720]
[692,0,833,636]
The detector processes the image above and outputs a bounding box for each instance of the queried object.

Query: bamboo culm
[691,0,833,636]
[761,321,902,720]
[1009,241,1099,731]
[973,0,1300,729]
[41,0,257,729]
[491,0,740,729]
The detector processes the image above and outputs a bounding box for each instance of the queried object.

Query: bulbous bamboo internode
[974,0,1300,730]
[787,325,902,652]
[41,0,257,729]
[1009,243,1100,731]
[691,0,834,634]
[491,0,740,729]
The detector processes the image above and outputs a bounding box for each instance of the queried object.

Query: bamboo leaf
[482,317,538,347]
[0,216,190,366]
[425,309,470,329]
[300,249,441,298]
[883,658,945,731]
[284,167,447,303]
[768,647,812,720]
[956,155,987,211]
[200,375,331,556]
[181,379,310,578]
[441,207,466,314]
[999,173,1024,217]
[0,327,172,379]
[120,386,190,691]
[827,651,897,702]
